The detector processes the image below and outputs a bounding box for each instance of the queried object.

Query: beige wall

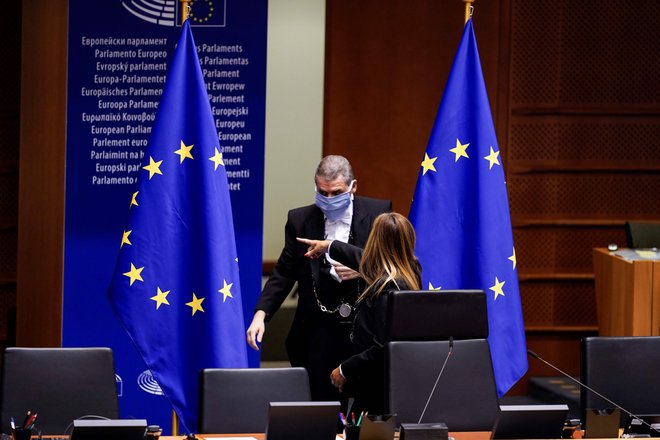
[263,0,325,261]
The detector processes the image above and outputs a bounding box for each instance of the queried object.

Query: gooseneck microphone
[418,336,454,424]
[527,349,660,435]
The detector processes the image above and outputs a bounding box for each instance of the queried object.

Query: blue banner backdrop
[64,0,267,431]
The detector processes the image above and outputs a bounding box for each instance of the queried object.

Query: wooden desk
[160,436,265,440]
[161,432,492,440]
[593,248,660,336]
[160,434,628,440]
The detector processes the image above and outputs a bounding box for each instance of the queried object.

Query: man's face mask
[315,180,355,221]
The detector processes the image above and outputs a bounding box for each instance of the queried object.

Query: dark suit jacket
[329,240,419,414]
[256,196,391,368]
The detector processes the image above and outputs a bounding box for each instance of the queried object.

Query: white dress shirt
[324,201,353,282]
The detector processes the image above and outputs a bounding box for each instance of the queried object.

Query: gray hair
[314,155,354,185]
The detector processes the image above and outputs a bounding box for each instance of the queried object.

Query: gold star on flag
[120,230,132,248]
[151,287,170,310]
[174,140,194,163]
[509,247,517,270]
[484,146,501,170]
[123,263,144,286]
[143,156,163,179]
[449,138,469,162]
[218,280,234,302]
[420,153,438,175]
[186,293,205,315]
[130,191,139,208]
[428,282,442,290]
[209,147,224,170]
[489,276,506,300]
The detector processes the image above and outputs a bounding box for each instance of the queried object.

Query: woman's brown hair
[359,212,421,298]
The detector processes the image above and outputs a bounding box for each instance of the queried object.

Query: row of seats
[2,336,659,435]
[0,347,313,435]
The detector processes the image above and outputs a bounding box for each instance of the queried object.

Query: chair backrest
[198,367,312,433]
[386,339,499,431]
[624,221,660,248]
[386,290,488,341]
[581,336,660,428]
[0,347,119,434]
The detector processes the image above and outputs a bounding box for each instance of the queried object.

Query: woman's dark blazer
[328,240,416,414]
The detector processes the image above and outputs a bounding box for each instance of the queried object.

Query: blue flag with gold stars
[409,19,527,397]
[108,20,247,433]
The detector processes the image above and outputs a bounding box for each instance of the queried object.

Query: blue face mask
[315,181,354,221]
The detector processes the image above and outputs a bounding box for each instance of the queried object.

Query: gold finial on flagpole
[180,0,191,25]
[463,0,475,24]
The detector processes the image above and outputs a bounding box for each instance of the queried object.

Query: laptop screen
[491,405,568,439]
[70,419,147,440]
[266,401,339,440]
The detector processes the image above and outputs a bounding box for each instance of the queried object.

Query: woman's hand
[333,263,360,281]
[296,237,332,258]
[330,366,346,392]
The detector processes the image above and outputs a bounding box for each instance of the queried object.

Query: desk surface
[161,433,493,440]
[158,433,635,440]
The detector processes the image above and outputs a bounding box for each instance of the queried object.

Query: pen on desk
[25,413,38,430]
[22,411,31,428]
[10,417,15,430]
[339,412,347,426]
[356,412,364,426]
[351,412,355,425]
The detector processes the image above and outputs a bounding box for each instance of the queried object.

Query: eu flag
[409,19,527,396]
[108,20,248,432]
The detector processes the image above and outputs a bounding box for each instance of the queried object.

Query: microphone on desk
[400,337,453,440]
[527,349,660,436]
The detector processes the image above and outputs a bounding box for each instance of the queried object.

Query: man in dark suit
[247,155,391,401]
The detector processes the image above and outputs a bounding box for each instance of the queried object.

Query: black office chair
[385,290,499,431]
[0,347,119,434]
[198,367,311,433]
[581,336,660,429]
[624,221,660,248]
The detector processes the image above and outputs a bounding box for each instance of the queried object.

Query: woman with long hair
[298,212,421,414]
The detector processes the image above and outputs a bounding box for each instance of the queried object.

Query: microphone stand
[418,337,454,424]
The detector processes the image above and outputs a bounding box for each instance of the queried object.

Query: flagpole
[173,29,189,428]
[180,0,191,24]
[170,6,191,434]
[463,0,475,24]
[173,9,190,437]
[172,411,179,436]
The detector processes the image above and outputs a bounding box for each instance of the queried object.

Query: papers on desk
[613,248,660,260]
[635,250,660,259]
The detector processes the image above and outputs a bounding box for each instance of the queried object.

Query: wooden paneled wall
[324,0,660,393]
[0,0,21,348]
[17,0,68,346]
[324,0,502,211]
[507,0,659,390]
